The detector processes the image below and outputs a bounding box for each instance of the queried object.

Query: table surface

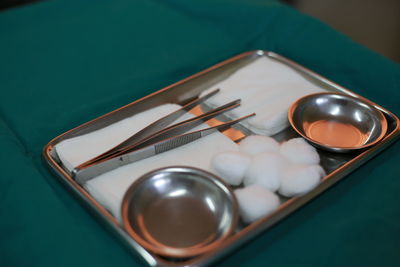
[0,1,399,266]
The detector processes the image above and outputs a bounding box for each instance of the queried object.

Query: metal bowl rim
[121,166,239,258]
[288,92,388,152]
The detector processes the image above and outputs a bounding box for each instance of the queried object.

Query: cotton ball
[235,184,280,224]
[239,135,280,155]
[278,164,325,197]
[244,152,289,192]
[211,151,251,186]
[280,138,320,165]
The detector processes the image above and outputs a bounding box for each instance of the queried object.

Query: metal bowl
[121,166,238,258]
[288,92,387,152]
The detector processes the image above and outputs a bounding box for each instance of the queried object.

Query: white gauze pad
[244,152,289,192]
[239,135,280,155]
[201,57,324,136]
[280,137,320,165]
[279,164,325,197]
[211,151,251,186]
[235,184,280,224]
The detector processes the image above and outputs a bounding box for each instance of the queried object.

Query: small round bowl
[121,166,238,258]
[288,92,387,152]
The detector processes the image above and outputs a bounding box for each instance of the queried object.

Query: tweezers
[72,89,255,183]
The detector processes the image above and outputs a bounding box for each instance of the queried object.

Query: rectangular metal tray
[43,50,400,266]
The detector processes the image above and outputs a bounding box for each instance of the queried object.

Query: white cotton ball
[235,184,280,224]
[244,152,289,192]
[278,164,325,197]
[211,151,251,186]
[239,135,280,155]
[280,138,320,165]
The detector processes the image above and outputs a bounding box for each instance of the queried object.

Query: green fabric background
[0,0,399,266]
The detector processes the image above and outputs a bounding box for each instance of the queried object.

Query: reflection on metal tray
[42,50,400,267]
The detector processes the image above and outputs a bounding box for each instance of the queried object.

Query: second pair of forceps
[72,89,255,183]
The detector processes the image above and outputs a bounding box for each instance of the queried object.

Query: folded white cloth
[55,104,183,171]
[55,104,239,221]
[201,56,325,136]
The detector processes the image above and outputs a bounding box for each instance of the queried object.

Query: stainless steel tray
[43,50,400,267]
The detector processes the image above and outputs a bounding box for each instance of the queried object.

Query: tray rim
[42,50,400,267]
